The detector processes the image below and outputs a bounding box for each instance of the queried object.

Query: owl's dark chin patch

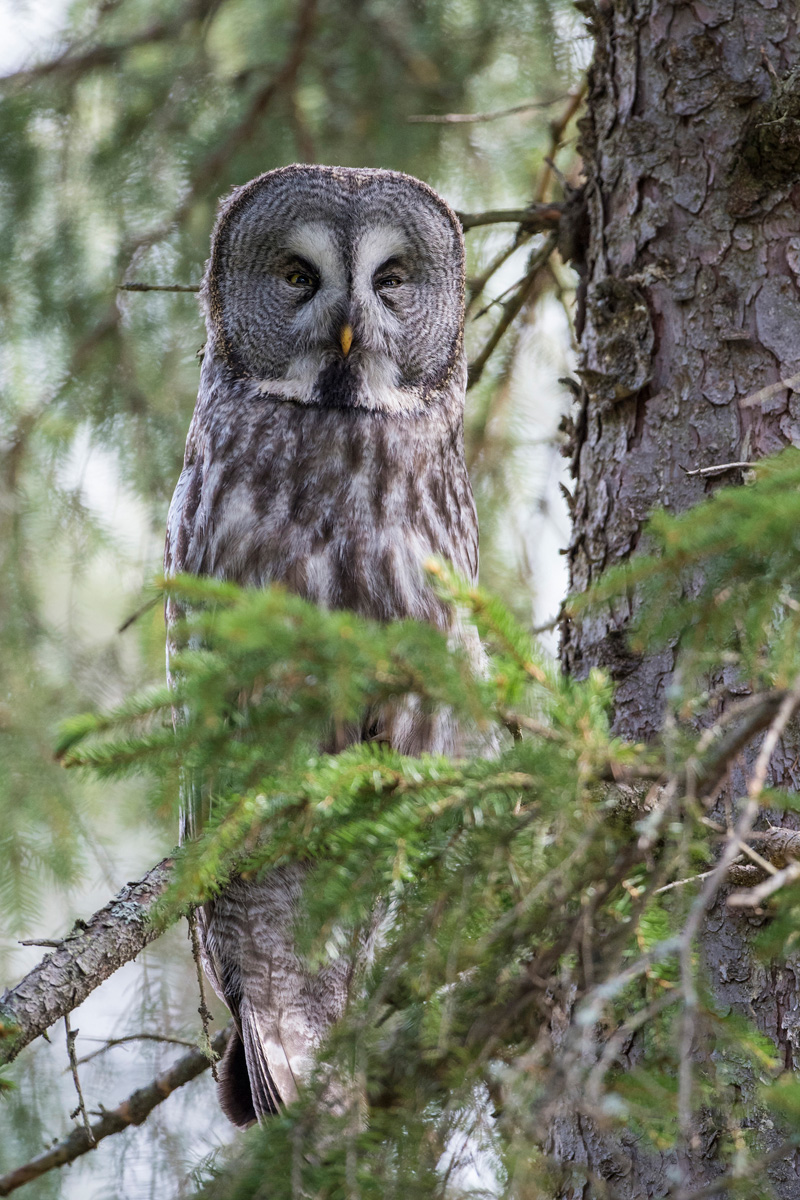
[315,358,359,409]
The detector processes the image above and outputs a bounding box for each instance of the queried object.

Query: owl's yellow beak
[340,324,353,357]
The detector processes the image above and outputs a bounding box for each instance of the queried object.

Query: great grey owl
[164,164,478,1128]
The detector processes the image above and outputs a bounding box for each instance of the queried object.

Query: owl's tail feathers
[217,1027,258,1129]
[217,1019,281,1129]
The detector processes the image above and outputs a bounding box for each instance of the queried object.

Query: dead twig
[73,1033,196,1067]
[727,861,800,908]
[119,283,200,293]
[117,594,161,633]
[654,869,716,896]
[188,909,218,1081]
[65,1015,95,1148]
[534,85,586,204]
[682,460,754,478]
[739,370,800,409]
[457,205,561,232]
[747,827,800,861]
[691,689,788,798]
[408,97,568,124]
[115,0,318,296]
[0,1024,233,1196]
[467,232,559,388]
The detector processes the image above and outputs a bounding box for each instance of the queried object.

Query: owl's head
[203,165,465,415]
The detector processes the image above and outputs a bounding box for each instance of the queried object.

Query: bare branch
[117,204,561,300]
[534,85,587,204]
[408,97,568,124]
[65,1015,96,1147]
[119,283,200,293]
[739,370,800,409]
[727,860,800,908]
[0,858,174,1067]
[73,1033,196,1067]
[691,688,788,798]
[0,1024,232,1196]
[681,460,754,478]
[747,826,800,861]
[112,0,318,303]
[457,204,562,232]
[188,910,219,1080]
[467,233,559,388]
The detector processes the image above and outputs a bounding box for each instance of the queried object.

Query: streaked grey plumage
[165,164,478,1126]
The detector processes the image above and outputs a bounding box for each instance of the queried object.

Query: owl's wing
[204,873,354,1124]
[164,463,212,842]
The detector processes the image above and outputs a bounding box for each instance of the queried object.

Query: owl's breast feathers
[165,380,478,624]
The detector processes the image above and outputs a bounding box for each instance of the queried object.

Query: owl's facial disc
[210,168,465,414]
[254,222,430,413]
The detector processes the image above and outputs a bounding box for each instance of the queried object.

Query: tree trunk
[561,1,800,1194]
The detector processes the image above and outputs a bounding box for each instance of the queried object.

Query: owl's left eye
[376,275,403,290]
[286,271,317,289]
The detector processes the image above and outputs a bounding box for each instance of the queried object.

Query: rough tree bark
[561,1,800,1195]
[0,858,173,1066]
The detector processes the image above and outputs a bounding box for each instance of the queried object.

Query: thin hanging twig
[64,1015,96,1148]
[187,909,218,1081]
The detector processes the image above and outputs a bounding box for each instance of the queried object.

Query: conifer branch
[0,858,175,1068]
[0,1024,232,1196]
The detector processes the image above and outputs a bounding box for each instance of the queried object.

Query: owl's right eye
[286,271,317,290]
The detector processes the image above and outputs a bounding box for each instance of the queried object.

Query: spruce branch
[0,858,175,1067]
[0,1024,232,1196]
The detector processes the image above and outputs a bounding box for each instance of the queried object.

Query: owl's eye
[286,271,317,289]
[376,275,403,290]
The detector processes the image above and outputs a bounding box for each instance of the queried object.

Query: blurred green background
[0,0,586,1193]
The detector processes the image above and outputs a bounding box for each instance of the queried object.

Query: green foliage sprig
[572,448,800,688]
[54,507,800,1196]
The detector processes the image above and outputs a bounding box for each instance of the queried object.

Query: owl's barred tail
[217,1018,282,1129]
